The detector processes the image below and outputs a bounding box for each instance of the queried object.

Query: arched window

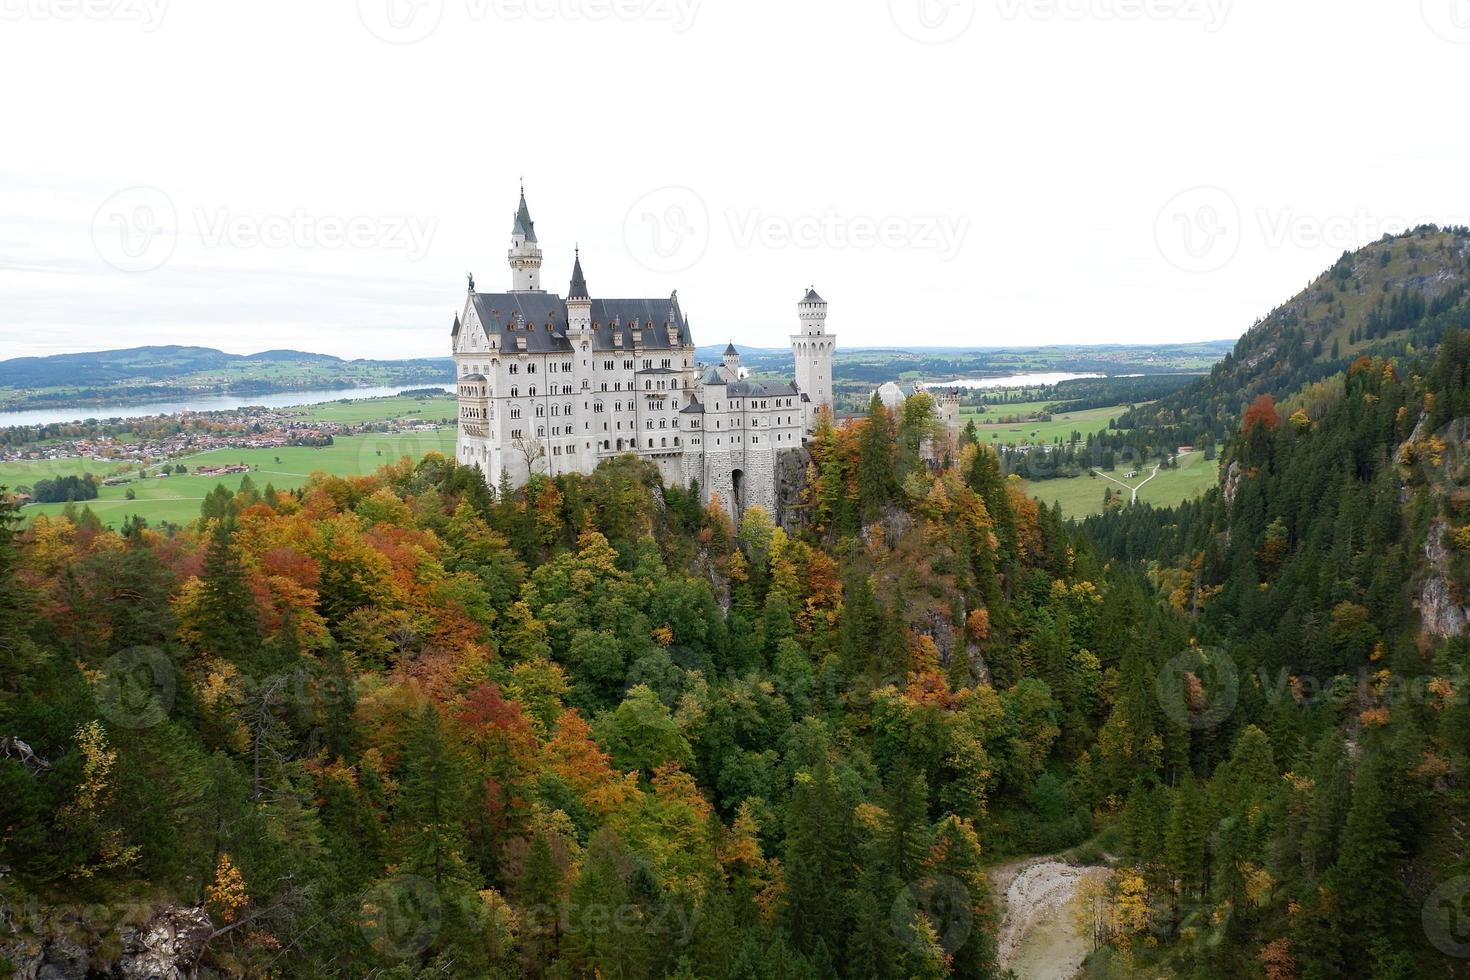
[510,386,519,398]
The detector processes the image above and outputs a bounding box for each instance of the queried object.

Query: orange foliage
[1242,394,1281,432]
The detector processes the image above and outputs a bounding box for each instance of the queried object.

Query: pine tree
[394,704,472,888]
[196,521,263,671]
[784,753,851,958]
[857,394,897,519]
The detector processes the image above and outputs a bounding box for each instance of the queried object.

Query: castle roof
[802,287,825,304]
[728,379,799,398]
[470,291,692,353]
[568,251,589,300]
[512,187,536,242]
[450,313,461,337]
[699,365,726,385]
[724,342,738,357]
[680,397,705,414]
[461,373,486,382]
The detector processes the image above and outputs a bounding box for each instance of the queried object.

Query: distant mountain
[1120,225,1470,445]
[0,346,455,412]
[0,345,452,389]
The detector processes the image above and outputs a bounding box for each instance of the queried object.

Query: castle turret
[791,287,835,434]
[567,248,591,332]
[508,183,544,292]
[722,342,741,381]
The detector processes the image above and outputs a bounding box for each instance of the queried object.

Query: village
[0,403,447,469]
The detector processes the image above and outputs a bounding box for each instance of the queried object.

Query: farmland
[1024,449,1220,518]
[8,430,458,527]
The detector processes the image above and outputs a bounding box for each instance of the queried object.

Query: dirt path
[992,858,1109,980]
[1090,450,1198,504]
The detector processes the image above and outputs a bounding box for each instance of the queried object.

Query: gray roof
[470,291,692,354]
[450,313,461,337]
[680,397,704,414]
[699,365,726,385]
[728,379,799,398]
[512,189,536,242]
[461,373,486,381]
[723,342,738,356]
[803,288,824,304]
[568,252,589,300]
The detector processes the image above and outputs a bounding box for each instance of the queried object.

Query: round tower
[507,183,544,292]
[791,287,835,435]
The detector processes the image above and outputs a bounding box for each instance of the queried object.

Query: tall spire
[568,246,590,301]
[512,183,536,243]
[508,181,544,292]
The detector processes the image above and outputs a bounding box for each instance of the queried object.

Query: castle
[453,186,836,518]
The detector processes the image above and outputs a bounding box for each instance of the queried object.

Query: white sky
[2,0,1468,361]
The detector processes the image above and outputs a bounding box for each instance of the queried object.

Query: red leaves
[1242,394,1281,433]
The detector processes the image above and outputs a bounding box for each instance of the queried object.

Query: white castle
[453,186,836,517]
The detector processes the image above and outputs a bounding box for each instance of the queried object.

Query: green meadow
[964,402,1131,445]
[294,393,455,425]
[1024,450,1220,519]
[7,430,457,528]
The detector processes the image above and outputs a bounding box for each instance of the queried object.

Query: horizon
[0,337,1241,365]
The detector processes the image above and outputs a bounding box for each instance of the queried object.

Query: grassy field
[8,429,456,527]
[965,403,1129,445]
[294,394,455,425]
[1025,451,1220,519]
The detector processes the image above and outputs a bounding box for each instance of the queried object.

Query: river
[930,372,1107,389]
[0,385,454,428]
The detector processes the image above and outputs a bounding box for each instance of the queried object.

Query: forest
[3,322,1470,976]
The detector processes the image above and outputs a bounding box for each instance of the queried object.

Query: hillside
[0,346,454,410]
[1120,225,1470,446]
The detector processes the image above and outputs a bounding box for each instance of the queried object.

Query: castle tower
[722,342,741,381]
[567,248,591,331]
[507,184,544,292]
[791,287,835,434]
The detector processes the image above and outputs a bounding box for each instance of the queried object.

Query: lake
[929,372,1106,389]
[0,385,455,428]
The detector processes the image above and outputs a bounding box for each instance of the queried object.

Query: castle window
[674,437,680,446]
[510,407,521,419]
[537,426,545,437]
[527,363,536,373]
[582,380,589,390]
[661,438,667,447]
[647,439,653,448]
[510,387,519,398]
[564,404,572,415]
[529,386,537,396]
[535,406,545,418]
[601,382,608,392]
[510,364,519,375]
[624,360,633,370]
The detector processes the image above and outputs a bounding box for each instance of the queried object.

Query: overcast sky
[2,0,1468,361]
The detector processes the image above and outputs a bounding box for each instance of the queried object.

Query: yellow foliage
[207,853,250,923]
